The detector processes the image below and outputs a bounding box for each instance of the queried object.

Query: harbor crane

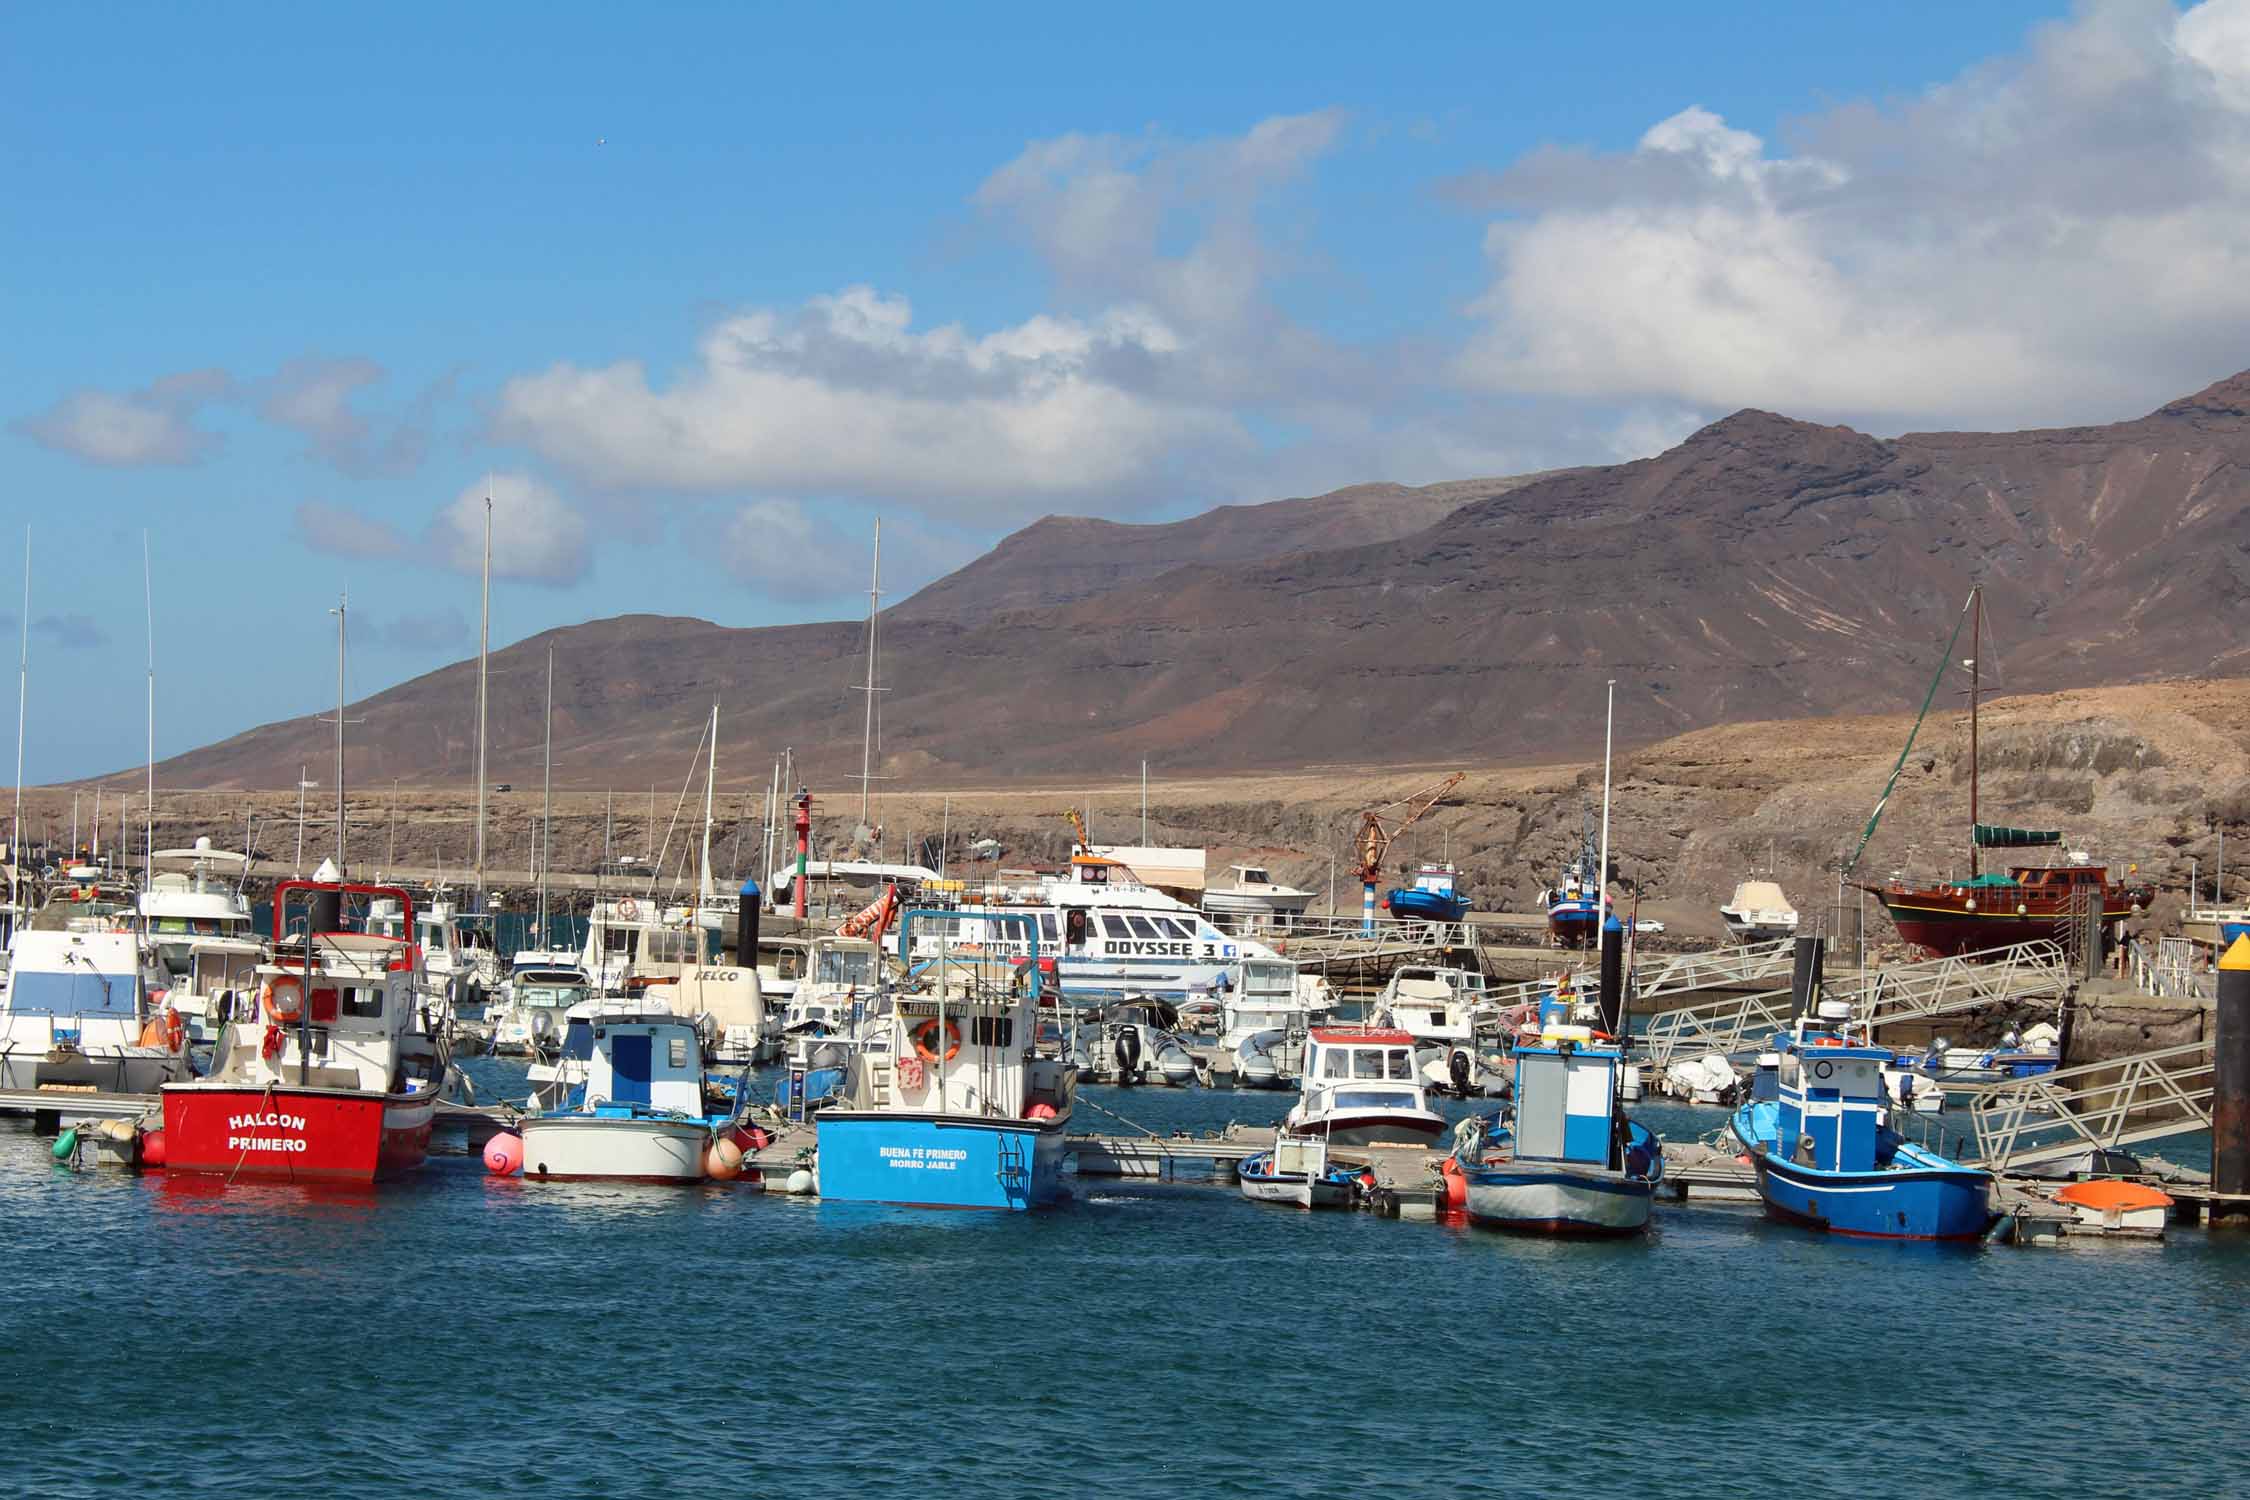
[1350,772,1465,932]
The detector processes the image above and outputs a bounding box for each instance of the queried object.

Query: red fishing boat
[1857,588,2149,959]
[155,869,450,1182]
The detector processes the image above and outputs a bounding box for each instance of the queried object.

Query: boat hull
[0,1046,185,1095]
[1285,1109,1446,1148]
[1547,905,1598,948]
[1745,1151,1993,1240]
[815,1110,1069,1210]
[1464,1163,1653,1236]
[1236,1161,1354,1210]
[1868,890,2139,958]
[159,1084,436,1182]
[520,1114,712,1182]
[1386,890,1469,923]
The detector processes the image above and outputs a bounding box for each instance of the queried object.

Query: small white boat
[1662,1051,1740,1106]
[1202,863,1314,927]
[519,1004,725,1182]
[488,958,594,1056]
[1282,1028,1447,1146]
[1237,1131,1358,1209]
[1719,879,1798,944]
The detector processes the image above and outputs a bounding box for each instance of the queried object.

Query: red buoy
[139,1128,167,1168]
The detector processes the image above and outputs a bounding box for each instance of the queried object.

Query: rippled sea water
[5,1064,2247,1500]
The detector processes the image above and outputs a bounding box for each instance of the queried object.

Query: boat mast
[1597,679,1615,933]
[856,519,883,838]
[700,702,718,913]
[332,593,348,872]
[142,533,155,890]
[539,643,553,944]
[11,527,26,916]
[473,488,492,908]
[1968,586,1981,880]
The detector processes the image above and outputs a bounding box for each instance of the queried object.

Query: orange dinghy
[2054,1179,2174,1231]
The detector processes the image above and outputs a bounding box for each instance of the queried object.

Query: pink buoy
[705,1137,744,1181]
[484,1131,524,1176]
[1025,1102,1057,1121]
[139,1128,167,1168]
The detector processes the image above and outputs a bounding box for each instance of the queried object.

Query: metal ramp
[1964,1040,2214,1172]
[1633,940,1797,1006]
[1272,914,1480,966]
[1637,940,2071,1069]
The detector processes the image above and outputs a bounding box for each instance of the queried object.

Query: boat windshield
[817,948,878,987]
[1332,1088,1418,1109]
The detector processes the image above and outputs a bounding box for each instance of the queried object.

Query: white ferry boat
[905,854,1281,1002]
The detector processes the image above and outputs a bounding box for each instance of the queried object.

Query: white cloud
[14,370,231,467]
[296,472,590,586]
[1455,0,2250,429]
[719,502,979,605]
[491,113,1368,523]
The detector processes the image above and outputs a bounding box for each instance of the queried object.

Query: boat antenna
[1967,586,1981,879]
[11,526,26,917]
[473,485,492,910]
[1597,679,1615,933]
[854,518,887,842]
[331,593,348,872]
[539,642,554,946]
[142,531,155,891]
[1841,589,1977,878]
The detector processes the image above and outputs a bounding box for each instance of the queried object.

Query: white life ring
[618,897,640,921]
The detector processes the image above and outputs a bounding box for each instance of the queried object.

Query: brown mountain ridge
[133,372,2250,791]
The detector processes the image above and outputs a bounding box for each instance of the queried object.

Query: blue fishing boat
[1540,816,1602,948]
[1385,863,1470,923]
[814,910,1075,1210]
[1731,1007,1994,1241]
[1457,998,1662,1236]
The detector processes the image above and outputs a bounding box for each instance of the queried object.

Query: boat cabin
[1511,1030,1621,1166]
[1775,1040,1891,1173]
[568,1008,706,1118]
[1221,957,1310,1047]
[211,931,434,1093]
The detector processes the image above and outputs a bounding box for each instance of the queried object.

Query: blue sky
[9,0,2247,782]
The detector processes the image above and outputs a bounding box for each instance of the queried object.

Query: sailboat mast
[473,489,492,905]
[700,702,718,908]
[1597,679,1615,931]
[143,533,155,889]
[1969,586,1981,880]
[333,593,348,871]
[859,518,881,833]
[539,643,553,941]
[11,528,27,912]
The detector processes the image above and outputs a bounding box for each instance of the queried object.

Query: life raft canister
[910,1018,962,1063]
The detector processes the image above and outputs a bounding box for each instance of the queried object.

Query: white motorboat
[519,1002,729,1181]
[489,958,595,1055]
[1282,1027,1448,1147]
[138,839,264,1042]
[2,885,190,1093]
[1236,1131,1358,1209]
[1719,879,1799,943]
[1202,862,1314,928]
[1662,1051,1740,1106]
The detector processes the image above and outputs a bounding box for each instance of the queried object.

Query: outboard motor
[1448,1047,1473,1097]
[1114,1023,1143,1086]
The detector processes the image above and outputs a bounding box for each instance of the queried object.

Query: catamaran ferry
[904,854,1282,1002]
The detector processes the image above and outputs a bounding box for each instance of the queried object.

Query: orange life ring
[1812,1036,1846,1048]
[265,977,304,1024]
[165,1009,186,1052]
[910,1018,962,1064]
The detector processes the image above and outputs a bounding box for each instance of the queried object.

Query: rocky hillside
[119,371,2250,792]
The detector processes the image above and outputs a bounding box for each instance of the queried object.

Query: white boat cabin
[206,927,440,1095]
[1378,964,1489,1044]
[566,1006,706,1118]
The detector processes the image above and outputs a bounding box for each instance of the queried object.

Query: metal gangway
[1633,939,1797,1006]
[1269,913,1481,964]
[1637,940,2073,1069]
[1964,1039,2214,1173]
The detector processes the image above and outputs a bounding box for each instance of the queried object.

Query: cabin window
[1243,868,1269,885]
[1097,915,1129,941]
[343,984,383,1020]
[970,1016,1014,1048]
[1352,1050,1385,1080]
[1126,916,1160,940]
[669,1037,689,1069]
[1154,917,1192,939]
[1322,1050,1348,1079]
[1038,914,1058,943]
[1388,1049,1413,1081]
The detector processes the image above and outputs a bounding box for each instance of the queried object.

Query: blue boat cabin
[1775,1044,1887,1171]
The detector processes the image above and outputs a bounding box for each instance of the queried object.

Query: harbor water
[4,1067,2246,1499]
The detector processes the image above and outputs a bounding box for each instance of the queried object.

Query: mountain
[892,474,1553,621]
[131,373,2250,790]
